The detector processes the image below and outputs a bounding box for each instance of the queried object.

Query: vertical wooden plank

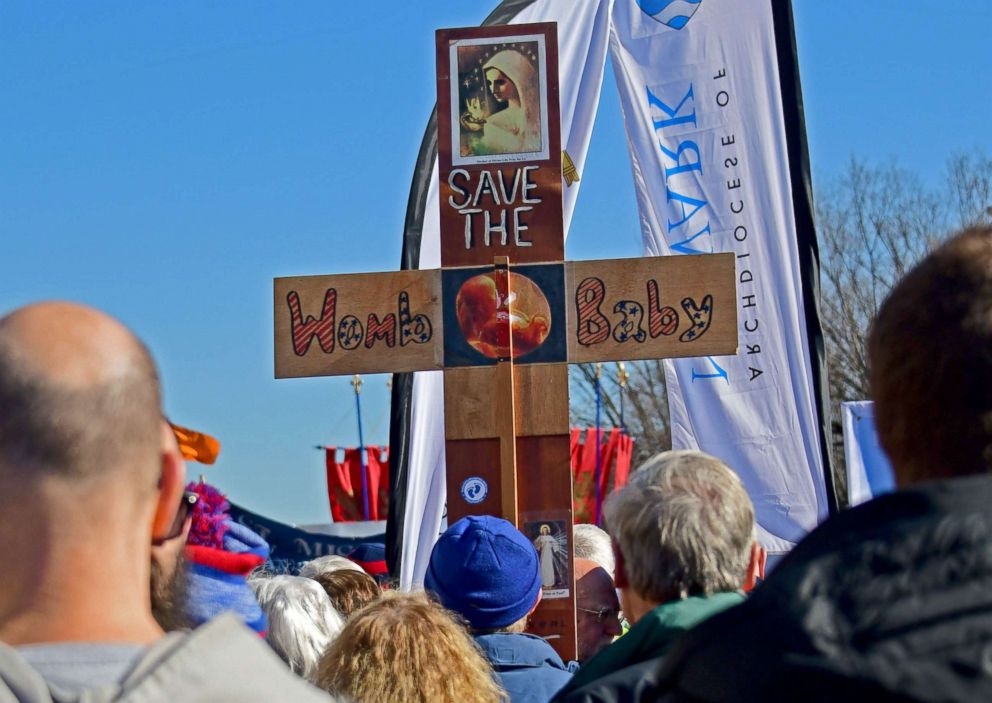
[435,23,564,268]
[513,363,575,660]
[513,362,569,436]
[517,427,576,662]
[495,359,518,524]
[494,256,518,524]
[444,436,502,525]
[434,22,573,660]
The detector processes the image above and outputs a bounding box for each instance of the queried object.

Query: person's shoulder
[555,657,663,703]
[477,632,570,669]
[769,474,992,588]
[119,615,336,703]
[650,592,744,629]
[649,476,992,702]
[0,641,59,703]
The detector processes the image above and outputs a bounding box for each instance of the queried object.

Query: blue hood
[474,633,575,703]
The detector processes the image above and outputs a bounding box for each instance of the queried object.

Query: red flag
[365,446,390,521]
[613,432,634,489]
[570,428,582,465]
[326,447,358,522]
[343,448,370,521]
[327,446,391,522]
[570,428,636,524]
[598,428,622,500]
[571,428,600,523]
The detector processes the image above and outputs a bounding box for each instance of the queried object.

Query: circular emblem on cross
[460,476,489,504]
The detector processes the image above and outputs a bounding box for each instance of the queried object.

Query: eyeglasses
[577,606,624,625]
[157,490,198,544]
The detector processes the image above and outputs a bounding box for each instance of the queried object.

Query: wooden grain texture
[444,437,502,525]
[442,362,575,659]
[443,362,568,439]
[494,257,519,523]
[435,22,563,268]
[496,362,518,523]
[274,270,442,378]
[442,366,498,440]
[514,363,569,436]
[517,435,576,661]
[566,253,738,364]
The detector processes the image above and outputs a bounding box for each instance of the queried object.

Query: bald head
[0,302,162,486]
[576,559,617,612]
[575,558,622,661]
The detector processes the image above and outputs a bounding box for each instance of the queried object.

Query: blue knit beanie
[186,519,270,634]
[424,515,541,629]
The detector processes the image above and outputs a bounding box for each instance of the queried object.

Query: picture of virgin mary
[478,49,542,155]
[455,39,547,161]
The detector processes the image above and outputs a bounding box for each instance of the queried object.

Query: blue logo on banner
[461,477,488,504]
[637,0,702,30]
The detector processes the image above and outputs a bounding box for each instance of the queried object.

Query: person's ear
[612,542,628,590]
[743,541,767,592]
[528,587,544,616]
[151,422,187,541]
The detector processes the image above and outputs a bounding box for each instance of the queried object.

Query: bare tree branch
[568,152,992,498]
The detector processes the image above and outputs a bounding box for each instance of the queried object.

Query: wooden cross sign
[273,22,738,661]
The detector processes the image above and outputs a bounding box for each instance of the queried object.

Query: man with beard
[149,430,195,633]
[0,301,333,701]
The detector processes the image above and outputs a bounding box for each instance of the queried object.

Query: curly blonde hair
[316,591,505,703]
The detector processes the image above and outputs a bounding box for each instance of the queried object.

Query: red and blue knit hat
[347,543,388,579]
[184,482,269,634]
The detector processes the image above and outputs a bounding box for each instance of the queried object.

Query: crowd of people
[1,226,991,702]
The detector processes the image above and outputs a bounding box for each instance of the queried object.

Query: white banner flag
[400,0,613,589]
[842,401,895,507]
[610,0,829,552]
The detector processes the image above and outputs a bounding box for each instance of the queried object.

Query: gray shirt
[15,644,146,696]
[0,614,336,702]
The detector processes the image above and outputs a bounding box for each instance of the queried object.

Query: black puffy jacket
[563,474,992,703]
[646,473,992,703]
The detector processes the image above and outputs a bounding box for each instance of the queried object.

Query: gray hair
[572,523,615,578]
[604,450,754,602]
[628,449,711,490]
[249,575,344,683]
[298,554,365,580]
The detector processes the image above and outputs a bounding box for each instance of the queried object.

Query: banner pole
[352,375,371,521]
[770,0,839,514]
[617,362,628,433]
[594,363,603,526]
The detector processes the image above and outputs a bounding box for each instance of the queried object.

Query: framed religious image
[437,24,558,167]
[449,34,550,165]
[522,518,569,599]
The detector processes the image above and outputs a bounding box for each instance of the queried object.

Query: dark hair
[315,568,381,617]
[869,225,992,484]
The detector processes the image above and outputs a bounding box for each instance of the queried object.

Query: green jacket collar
[558,591,745,696]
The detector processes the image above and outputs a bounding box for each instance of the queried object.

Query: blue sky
[2,1,989,524]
